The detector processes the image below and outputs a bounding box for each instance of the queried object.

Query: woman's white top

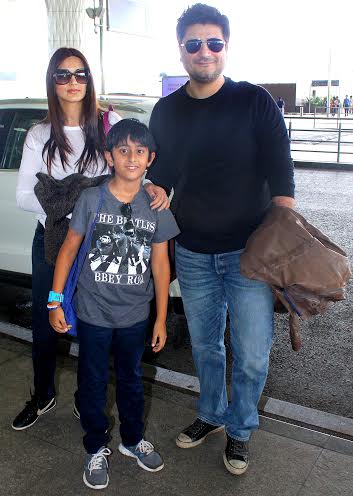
[16,112,120,226]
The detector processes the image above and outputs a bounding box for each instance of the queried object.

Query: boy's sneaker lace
[83,446,112,489]
[223,435,249,475]
[12,393,56,431]
[176,418,224,448]
[118,439,164,472]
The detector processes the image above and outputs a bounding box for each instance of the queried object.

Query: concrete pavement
[1,334,353,496]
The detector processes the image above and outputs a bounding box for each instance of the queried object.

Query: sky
[1,0,353,100]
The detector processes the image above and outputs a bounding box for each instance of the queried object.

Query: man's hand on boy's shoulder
[144,182,170,211]
[151,320,167,353]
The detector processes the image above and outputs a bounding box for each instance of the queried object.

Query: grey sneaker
[223,435,249,475]
[118,439,164,472]
[83,446,112,489]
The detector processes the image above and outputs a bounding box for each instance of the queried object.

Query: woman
[13,47,167,431]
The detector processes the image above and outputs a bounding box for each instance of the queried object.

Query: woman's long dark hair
[43,47,106,175]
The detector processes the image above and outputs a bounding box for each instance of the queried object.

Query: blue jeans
[32,223,56,400]
[77,318,148,454]
[175,242,274,441]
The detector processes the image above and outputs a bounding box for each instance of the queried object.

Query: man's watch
[48,291,64,303]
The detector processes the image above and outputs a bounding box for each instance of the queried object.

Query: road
[0,168,352,418]
[151,168,353,418]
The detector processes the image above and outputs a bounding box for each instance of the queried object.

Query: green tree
[305,96,327,107]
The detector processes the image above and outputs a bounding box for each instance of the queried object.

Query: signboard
[162,76,189,97]
[311,80,339,87]
[107,0,149,36]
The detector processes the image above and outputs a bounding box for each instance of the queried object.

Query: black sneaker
[176,418,224,448]
[12,394,56,431]
[223,435,249,475]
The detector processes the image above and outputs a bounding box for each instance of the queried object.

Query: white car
[0,95,181,305]
[0,95,157,282]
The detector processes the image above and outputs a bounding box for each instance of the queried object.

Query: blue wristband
[48,291,64,303]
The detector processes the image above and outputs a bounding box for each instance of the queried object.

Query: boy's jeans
[32,222,56,400]
[175,242,274,441]
[77,318,148,454]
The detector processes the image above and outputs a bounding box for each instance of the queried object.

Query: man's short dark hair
[106,118,156,157]
[176,3,230,42]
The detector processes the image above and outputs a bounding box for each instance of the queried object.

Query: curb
[1,321,353,443]
[294,160,353,171]
[141,362,353,441]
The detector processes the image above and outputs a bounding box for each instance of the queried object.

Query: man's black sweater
[147,78,295,253]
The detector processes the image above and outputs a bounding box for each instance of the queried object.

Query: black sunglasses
[180,38,225,54]
[53,68,90,85]
[121,203,136,235]
[120,202,132,219]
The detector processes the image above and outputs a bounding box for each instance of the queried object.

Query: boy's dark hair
[106,118,156,158]
[176,3,230,42]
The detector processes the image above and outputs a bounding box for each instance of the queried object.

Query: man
[277,96,285,115]
[146,3,295,475]
[343,95,350,117]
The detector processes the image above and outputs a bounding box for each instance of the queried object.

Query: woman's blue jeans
[175,242,274,441]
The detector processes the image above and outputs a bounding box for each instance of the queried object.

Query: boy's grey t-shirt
[70,182,180,328]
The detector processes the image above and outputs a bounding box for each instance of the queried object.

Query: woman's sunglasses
[180,38,226,54]
[53,69,90,85]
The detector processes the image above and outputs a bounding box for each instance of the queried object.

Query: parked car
[0,95,182,306]
[0,95,156,279]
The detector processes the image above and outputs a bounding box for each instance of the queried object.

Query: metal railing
[285,115,353,163]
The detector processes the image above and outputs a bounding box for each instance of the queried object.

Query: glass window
[0,108,46,170]
[0,110,15,167]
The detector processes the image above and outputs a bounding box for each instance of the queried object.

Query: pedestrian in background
[343,95,350,116]
[334,96,340,116]
[277,96,285,115]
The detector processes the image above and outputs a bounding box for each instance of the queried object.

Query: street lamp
[86,1,105,94]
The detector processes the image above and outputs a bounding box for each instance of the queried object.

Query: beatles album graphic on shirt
[88,211,156,285]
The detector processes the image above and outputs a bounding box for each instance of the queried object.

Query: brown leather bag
[240,206,351,350]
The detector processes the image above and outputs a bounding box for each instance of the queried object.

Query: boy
[48,119,179,490]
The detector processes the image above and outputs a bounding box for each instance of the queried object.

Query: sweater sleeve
[16,128,46,215]
[146,101,174,192]
[255,86,295,198]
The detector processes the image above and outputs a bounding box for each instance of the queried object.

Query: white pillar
[45,0,88,56]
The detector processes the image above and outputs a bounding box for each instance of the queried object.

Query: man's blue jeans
[175,242,274,441]
[77,318,148,454]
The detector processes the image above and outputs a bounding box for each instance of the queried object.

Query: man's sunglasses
[53,69,90,85]
[180,38,226,54]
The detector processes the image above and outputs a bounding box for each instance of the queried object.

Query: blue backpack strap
[64,187,105,302]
